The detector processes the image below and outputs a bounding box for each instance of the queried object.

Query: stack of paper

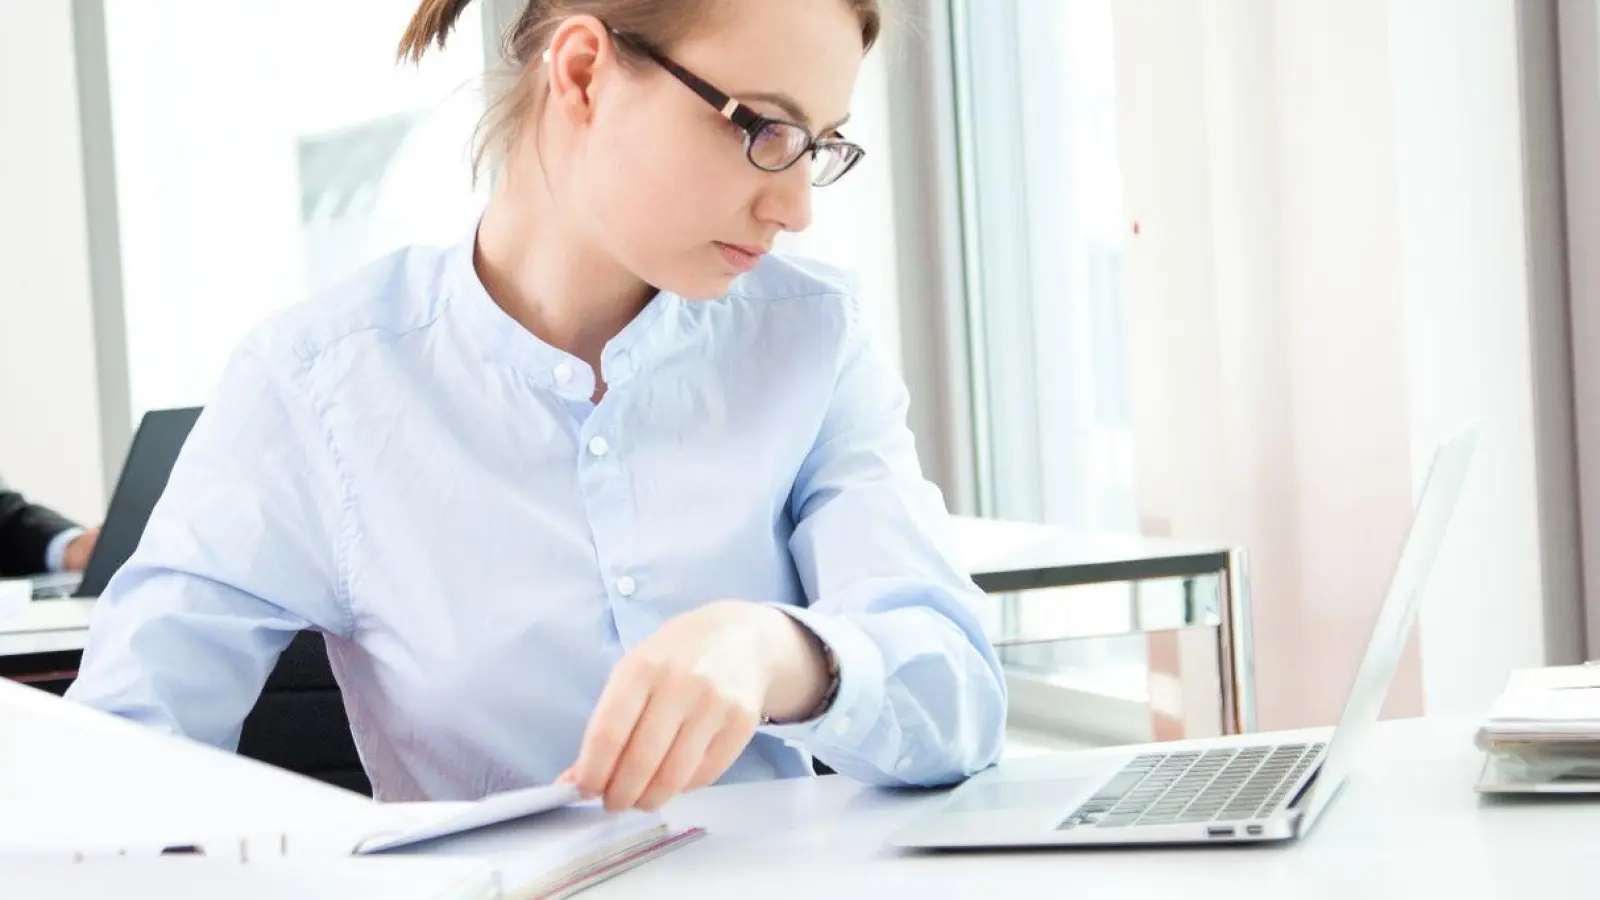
[1474,665,1600,793]
[1477,665,1600,744]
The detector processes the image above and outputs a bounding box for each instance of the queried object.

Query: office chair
[235,631,372,797]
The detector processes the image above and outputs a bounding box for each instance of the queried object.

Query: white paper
[353,783,583,854]
[1479,665,1600,741]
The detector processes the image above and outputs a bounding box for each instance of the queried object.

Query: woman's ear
[543,15,614,125]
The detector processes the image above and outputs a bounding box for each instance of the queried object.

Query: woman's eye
[753,123,787,148]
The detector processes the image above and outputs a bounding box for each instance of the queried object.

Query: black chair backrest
[237,631,371,796]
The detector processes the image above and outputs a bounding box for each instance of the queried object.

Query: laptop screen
[76,407,202,597]
[1293,422,1479,831]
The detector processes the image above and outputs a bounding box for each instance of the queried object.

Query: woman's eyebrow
[737,90,852,133]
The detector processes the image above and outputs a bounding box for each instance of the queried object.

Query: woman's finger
[684,703,761,791]
[570,658,655,798]
[634,696,726,811]
[601,671,702,811]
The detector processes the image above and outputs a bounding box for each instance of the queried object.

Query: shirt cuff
[758,604,886,750]
[45,527,86,573]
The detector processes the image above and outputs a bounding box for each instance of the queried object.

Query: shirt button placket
[579,419,642,641]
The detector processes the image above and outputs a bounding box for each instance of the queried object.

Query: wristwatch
[805,638,842,720]
[763,637,841,726]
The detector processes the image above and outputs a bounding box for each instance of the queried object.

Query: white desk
[0,598,95,658]
[590,716,1597,899]
[5,672,1593,898]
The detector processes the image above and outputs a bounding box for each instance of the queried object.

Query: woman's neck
[473,166,654,378]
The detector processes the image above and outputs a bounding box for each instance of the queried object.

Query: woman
[66,0,1007,813]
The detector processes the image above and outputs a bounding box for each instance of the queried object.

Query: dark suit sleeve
[0,481,80,577]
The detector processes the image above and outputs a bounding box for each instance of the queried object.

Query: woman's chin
[666,271,741,302]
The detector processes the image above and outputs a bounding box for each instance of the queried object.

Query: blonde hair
[398,0,883,180]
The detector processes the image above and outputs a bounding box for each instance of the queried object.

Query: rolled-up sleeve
[760,300,1008,786]
[65,340,351,752]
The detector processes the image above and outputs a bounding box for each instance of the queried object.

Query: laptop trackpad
[945,778,1097,814]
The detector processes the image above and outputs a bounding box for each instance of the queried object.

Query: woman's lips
[715,242,765,273]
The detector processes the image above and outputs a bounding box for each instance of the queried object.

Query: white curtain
[1112,0,1566,731]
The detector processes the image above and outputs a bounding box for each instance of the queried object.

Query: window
[774,51,902,370]
[101,1,903,419]
[102,0,489,417]
[951,0,1147,698]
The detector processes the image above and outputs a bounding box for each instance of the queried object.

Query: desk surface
[596,716,1595,899]
[7,669,1581,898]
[950,515,1234,591]
[0,598,95,657]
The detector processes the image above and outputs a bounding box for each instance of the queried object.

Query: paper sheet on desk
[351,783,584,854]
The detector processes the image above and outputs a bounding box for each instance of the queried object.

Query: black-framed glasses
[609,29,865,188]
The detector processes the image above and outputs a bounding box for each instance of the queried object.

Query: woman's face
[533,1,866,300]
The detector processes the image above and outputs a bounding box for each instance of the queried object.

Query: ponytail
[397,0,479,64]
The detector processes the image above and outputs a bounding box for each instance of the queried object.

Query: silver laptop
[892,423,1479,849]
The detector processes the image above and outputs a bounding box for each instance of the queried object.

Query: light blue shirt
[65,228,1008,802]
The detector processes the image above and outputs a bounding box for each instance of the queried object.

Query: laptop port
[1246,825,1264,836]
[1207,826,1235,839]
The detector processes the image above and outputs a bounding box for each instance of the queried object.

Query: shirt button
[615,576,637,597]
[552,362,574,385]
[831,716,852,737]
[587,436,610,457]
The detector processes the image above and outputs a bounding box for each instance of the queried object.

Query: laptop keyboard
[1058,742,1324,830]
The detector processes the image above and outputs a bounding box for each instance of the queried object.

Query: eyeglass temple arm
[611,30,763,131]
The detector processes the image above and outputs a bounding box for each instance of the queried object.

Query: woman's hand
[561,599,830,812]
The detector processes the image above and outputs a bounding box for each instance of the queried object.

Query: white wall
[0,2,107,523]
[102,0,486,418]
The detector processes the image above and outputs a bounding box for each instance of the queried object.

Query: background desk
[951,516,1253,735]
[598,716,1594,899]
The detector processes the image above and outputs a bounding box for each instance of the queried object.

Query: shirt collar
[443,222,683,401]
